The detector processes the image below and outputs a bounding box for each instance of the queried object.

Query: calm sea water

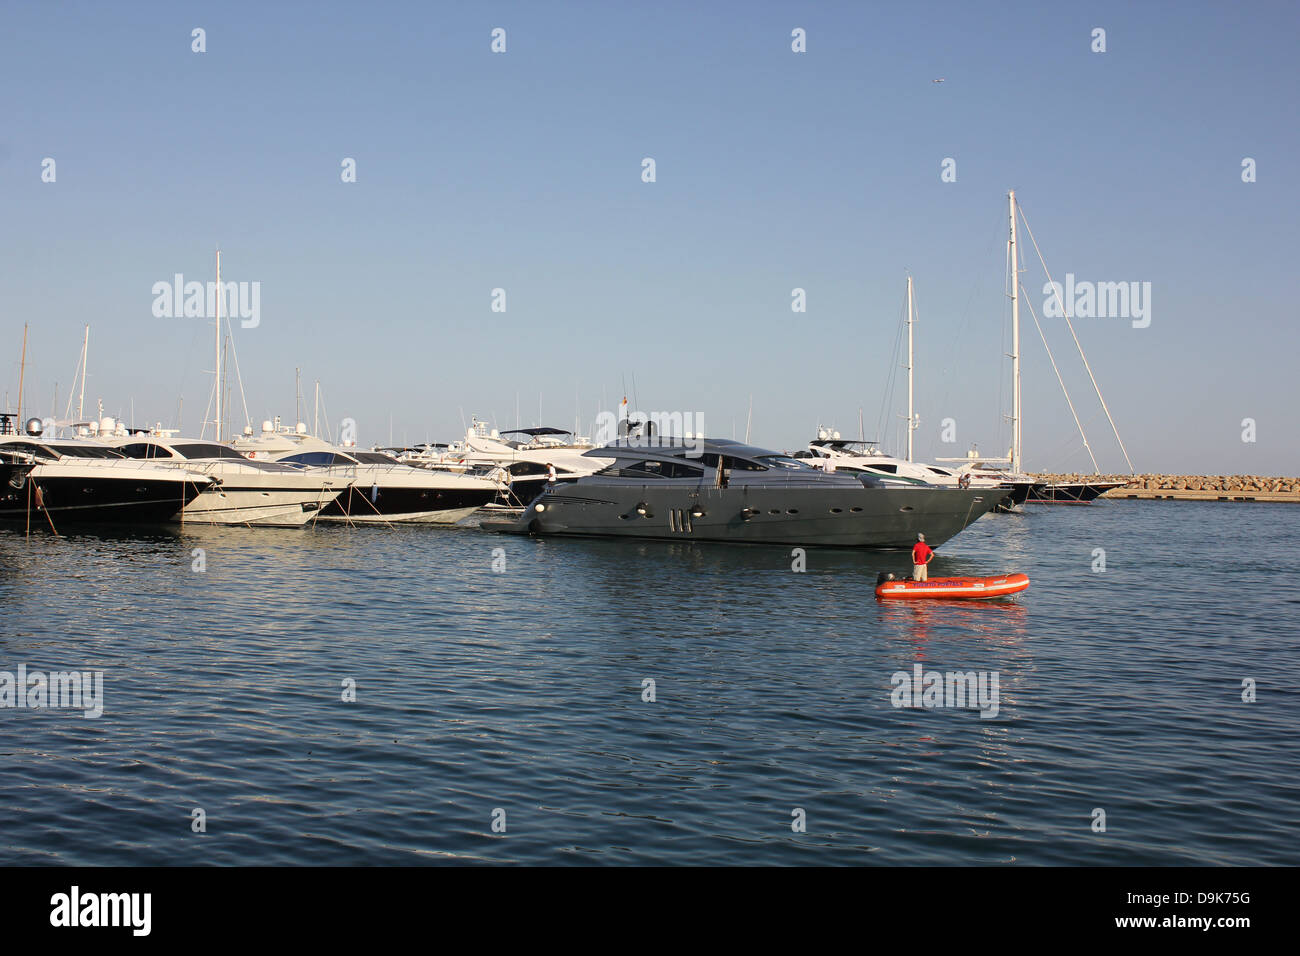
[1,500,1297,866]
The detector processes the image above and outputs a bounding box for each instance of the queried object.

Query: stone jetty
[1032,473,1300,502]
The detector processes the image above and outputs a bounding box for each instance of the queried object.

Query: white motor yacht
[231,420,498,523]
[105,426,345,527]
[0,416,215,525]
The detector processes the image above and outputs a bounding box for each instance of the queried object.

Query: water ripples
[1,501,1297,864]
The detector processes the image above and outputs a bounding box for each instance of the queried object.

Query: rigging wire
[1017,201,1135,474]
[874,284,907,449]
[1020,280,1100,473]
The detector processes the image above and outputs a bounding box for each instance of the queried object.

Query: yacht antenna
[745,395,753,443]
[314,381,320,436]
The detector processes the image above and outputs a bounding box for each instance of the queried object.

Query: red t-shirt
[912,542,933,564]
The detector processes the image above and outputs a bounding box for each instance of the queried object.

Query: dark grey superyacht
[486,437,1001,548]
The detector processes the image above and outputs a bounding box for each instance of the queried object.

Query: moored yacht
[454,419,613,506]
[933,446,1037,510]
[0,416,214,525]
[231,420,498,523]
[106,427,346,526]
[488,437,1001,548]
[1027,479,1127,503]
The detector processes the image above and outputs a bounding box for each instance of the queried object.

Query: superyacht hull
[0,470,203,524]
[181,486,339,527]
[1028,481,1125,504]
[503,482,1000,549]
[319,484,494,524]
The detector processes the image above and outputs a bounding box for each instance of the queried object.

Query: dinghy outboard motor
[876,571,895,585]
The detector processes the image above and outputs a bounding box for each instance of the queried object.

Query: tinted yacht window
[119,443,174,459]
[678,452,767,471]
[3,441,59,461]
[49,445,125,459]
[172,443,249,460]
[624,460,704,479]
[280,451,347,466]
[597,460,703,479]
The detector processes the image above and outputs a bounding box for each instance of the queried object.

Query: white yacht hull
[182,487,339,527]
[314,503,482,525]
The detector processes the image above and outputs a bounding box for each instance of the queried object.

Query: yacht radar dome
[24,417,43,436]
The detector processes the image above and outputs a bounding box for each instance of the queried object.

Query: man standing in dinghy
[912,533,935,581]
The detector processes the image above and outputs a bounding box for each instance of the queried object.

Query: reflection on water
[1,502,1298,865]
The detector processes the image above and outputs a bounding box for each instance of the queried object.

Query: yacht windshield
[280,451,356,467]
[49,445,125,459]
[758,455,810,470]
[171,443,249,460]
[352,452,399,464]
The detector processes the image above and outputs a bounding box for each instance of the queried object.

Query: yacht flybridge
[487,437,1001,548]
[231,420,497,523]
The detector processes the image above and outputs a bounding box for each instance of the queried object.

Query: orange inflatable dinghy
[875,572,1030,600]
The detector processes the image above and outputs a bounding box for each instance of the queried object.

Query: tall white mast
[906,274,915,462]
[214,250,223,442]
[77,324,89,420]
[1008,191,1022,474]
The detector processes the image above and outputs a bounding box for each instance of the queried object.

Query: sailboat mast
[77,324,89,420]
[906,274,914,463]
[215,250,223,441]
[17,323,28,426]
[1008,191,1022,474]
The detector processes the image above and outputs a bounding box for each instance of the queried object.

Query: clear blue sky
[3,0,1296,474]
